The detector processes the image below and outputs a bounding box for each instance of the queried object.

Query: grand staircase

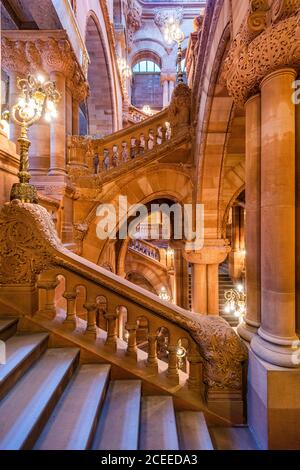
[0,317,258,451]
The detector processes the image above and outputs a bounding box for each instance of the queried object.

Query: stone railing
[67,108,172,175]
[129,239,161,263]
[66,83,194,183]
[0,201,247,402]
[128,104,150,124]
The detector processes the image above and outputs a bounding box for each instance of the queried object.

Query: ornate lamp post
[164,18,185,83]
[10,74,60,204]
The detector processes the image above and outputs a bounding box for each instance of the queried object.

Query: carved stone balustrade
[129,239,161,262]
[67,108,174,177]
[0,201,248,420]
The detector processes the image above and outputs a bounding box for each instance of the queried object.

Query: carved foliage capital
[225,2,300,106]
[1,36,88,101]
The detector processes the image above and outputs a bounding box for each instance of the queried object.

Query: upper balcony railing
[129,239,161,263]
[67,108,175,177]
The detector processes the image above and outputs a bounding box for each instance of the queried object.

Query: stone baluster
[125,322,138,359]
[83,302,97,338]
[187,346,203,391]
[104,311,118,351]
[37,279,59,318]
[147,332,158,369]
[63,291,77,326]
[167,344,179,384]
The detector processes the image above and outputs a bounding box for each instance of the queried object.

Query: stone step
[0,317,18,342]
[0,348,80,450]
[0,333,49,400]
[176,411,214,450]
[139,396,179,450]
[35,364,111,450]
[209,426,259,450]
[92,380,141,451]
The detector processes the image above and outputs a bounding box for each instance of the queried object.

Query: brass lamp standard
[164,18,185,83]
[10,74,61,203]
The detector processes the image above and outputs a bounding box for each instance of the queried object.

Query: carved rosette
[1,35,89,103]
[225,2,300,106]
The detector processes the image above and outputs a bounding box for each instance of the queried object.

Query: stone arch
[125,256,171,298]
[125,271,157,295]
[131,50,162,69]
[81,166,193,264]
[85,12,115,137]
[195,24,246,240]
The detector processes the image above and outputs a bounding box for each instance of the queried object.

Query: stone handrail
[0,201,247,396]
[67,108,172,175]
[128,104,150,124]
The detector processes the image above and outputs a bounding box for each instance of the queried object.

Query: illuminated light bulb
[47,99,55,112]
[37,74,45,84]
[234,310,241,318]
[24,106,35,119]
[18,97,26,108]
[45,112,52,122]
[237,284,244,293]
[51,109,58,118]
[224,306,231,314]
[28,98,36,109]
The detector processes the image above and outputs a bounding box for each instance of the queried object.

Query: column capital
[1,31,89,103]
[183,239,230,265]
[224,3,300,106]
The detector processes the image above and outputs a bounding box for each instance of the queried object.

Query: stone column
[186,241,230,315]
[238,94,261,342]
[251,69,299,367]
[296,92,300,335]
[207,264,219,314]
[49,71,67,176]
[72,98,80,135]
[192,263,207,314]
[29,118,50,176]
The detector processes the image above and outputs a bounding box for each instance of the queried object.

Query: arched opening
[131,51,163,111]
[85,14,114,137]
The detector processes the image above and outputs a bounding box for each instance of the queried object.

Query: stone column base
[248,348,300,449]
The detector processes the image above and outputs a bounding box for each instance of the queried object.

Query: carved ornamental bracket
[224,0,300,106]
